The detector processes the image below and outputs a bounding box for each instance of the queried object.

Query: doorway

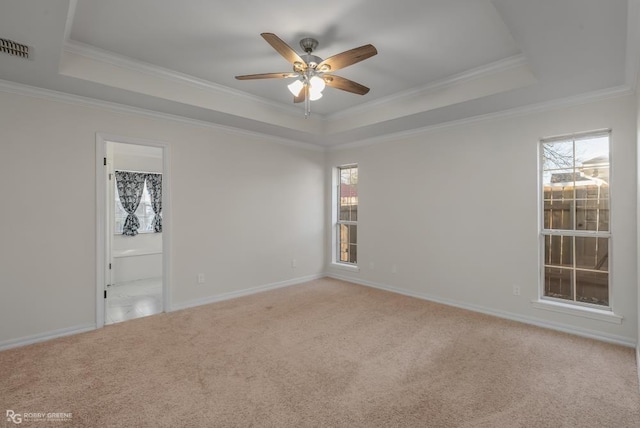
[96,135,170,328]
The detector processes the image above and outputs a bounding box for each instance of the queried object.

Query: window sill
[330,262,360,273]
[113,249,162,258]
[531,299,623,324]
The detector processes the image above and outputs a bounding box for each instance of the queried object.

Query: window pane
[340,169,352,185]
[575,191,609,232]
[576,270,608,306]
[339,195,357,221]
[542,185,566,202]
[348,225,357,263]
[543,199,573,230]
[575,182,608,199]
[542,141,574,171]
[580,164,609,185]
[575,237,608,272]
[543,166,576,232]
[544,267,573,301]
[348,243,357,264]
[138,182,151,233]
[575,135,609,169]
[349,224,357,244]
[339,202,350,221]
[339,224,350,263]
[544,235,572,267]
[338,224,358,263]
[543,168,575,188]
[339,166,358,222]
[597,198,610,231]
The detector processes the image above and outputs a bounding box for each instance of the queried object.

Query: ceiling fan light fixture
[309,75,326,93]
[287,79,304,96]
[309,90,323,101]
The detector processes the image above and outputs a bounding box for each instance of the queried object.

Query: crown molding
[329,85,633,151]
[1,77,628,155]
[0,79,324,152]
[63,40,317,119]
[326,54,530,122]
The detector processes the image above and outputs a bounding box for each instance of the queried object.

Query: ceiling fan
[235,33,377,117]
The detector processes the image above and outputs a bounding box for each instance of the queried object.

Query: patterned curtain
[146,173,163,233]
[115,171,147,236]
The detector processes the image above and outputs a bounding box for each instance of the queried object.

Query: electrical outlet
[197,273,205,284]
[369,261,375,270]
[291,259,297,268]
[391,264,397,274]
[513,285,521,296]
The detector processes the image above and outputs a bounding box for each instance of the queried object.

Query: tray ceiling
[0,0,635,147]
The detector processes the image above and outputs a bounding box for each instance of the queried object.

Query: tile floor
[105,277,163,325]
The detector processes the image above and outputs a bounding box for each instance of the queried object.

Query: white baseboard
[3,274,633,354]
[0,324,96,352]
[1,274,323,351]
[170,273,325,312]
[327,273,636,348]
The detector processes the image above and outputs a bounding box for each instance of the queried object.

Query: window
[337,165,358,264]
[115,180,156,234]
[540,131,610,308]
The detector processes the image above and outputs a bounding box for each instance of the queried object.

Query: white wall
[0,89,325,346]
[113,143,163,172]
[0,86,636,349]
[327,94,638,345]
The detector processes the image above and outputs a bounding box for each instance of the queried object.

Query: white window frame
[332,164,359,270]
[538,129,612,312]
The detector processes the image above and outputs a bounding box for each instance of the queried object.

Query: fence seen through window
[541,132,610,307]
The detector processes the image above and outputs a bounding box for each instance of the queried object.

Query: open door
[104,143,115,317]
[96,135,170,328]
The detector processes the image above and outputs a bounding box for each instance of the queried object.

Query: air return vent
[0,38,29,59]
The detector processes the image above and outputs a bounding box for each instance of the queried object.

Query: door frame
[95,133,172,328]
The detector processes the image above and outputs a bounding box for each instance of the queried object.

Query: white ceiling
[0,0,636,147]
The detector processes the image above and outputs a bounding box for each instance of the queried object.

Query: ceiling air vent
[0,38,29,59]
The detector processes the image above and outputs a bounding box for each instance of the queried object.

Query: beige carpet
[1,278,639,427]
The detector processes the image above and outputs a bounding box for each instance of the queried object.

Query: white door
[104,143,115,309]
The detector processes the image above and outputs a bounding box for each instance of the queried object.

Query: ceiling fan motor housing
[299,38,322,69]
[303,54,323,69]
[299,37,318,53]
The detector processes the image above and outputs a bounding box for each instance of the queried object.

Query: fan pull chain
[305,82,311,118]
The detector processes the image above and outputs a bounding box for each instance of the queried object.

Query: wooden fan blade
[235,72,298,80]
[324,75,370,95]
[294,84,310,103]
[261,33,306,69]
[293,92,305,103]
[317,44,377,72]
